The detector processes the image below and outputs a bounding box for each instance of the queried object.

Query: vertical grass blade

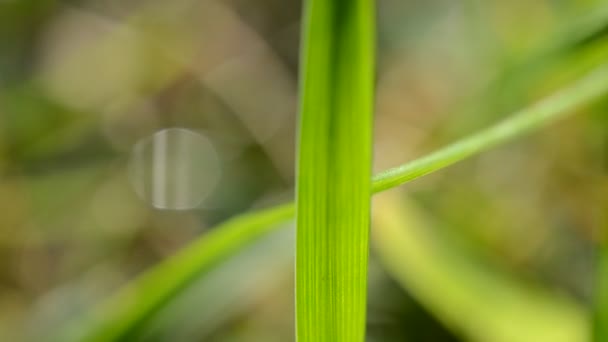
[295,0,375,341]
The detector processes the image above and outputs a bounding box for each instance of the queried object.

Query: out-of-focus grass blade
[372,191,589,342]
[595,241,608,341]
[372,65,608,192]
[594,186,608,342]
[295,0,375,340]
[460,3,608,127]
[135,227,294,342]
[66,65,608,341]
[63,204,294,342]
[515,2,608,63]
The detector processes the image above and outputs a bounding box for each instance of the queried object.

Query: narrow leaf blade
[295,0,375,340]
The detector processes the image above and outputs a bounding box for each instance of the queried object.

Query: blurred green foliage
[1,0,608,341]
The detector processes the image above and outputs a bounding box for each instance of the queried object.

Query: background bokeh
[1,0,607,341]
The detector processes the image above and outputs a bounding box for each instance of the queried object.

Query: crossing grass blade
[63,64,608,341]
[372,64,608,193]
[294,0,375,340]
[60,204,295,342]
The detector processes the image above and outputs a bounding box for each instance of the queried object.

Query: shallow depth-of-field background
[1,0,607,341]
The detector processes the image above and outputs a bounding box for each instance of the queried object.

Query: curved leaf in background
[456,2,608,134]
[63,204,294,342]
[595,239,608,342]
[372,191,589,342]
[593,180,608,342]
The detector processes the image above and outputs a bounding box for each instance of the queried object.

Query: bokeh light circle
[129,128,221,210]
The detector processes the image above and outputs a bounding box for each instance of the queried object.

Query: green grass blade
[372,65,608,193]
[373,191,589,342]
[63,204,294,342]
[67,65,608,341]
[295,0,375,340]
[460,3,608,128]
[594,199,608,342]
[595,242,608,342]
